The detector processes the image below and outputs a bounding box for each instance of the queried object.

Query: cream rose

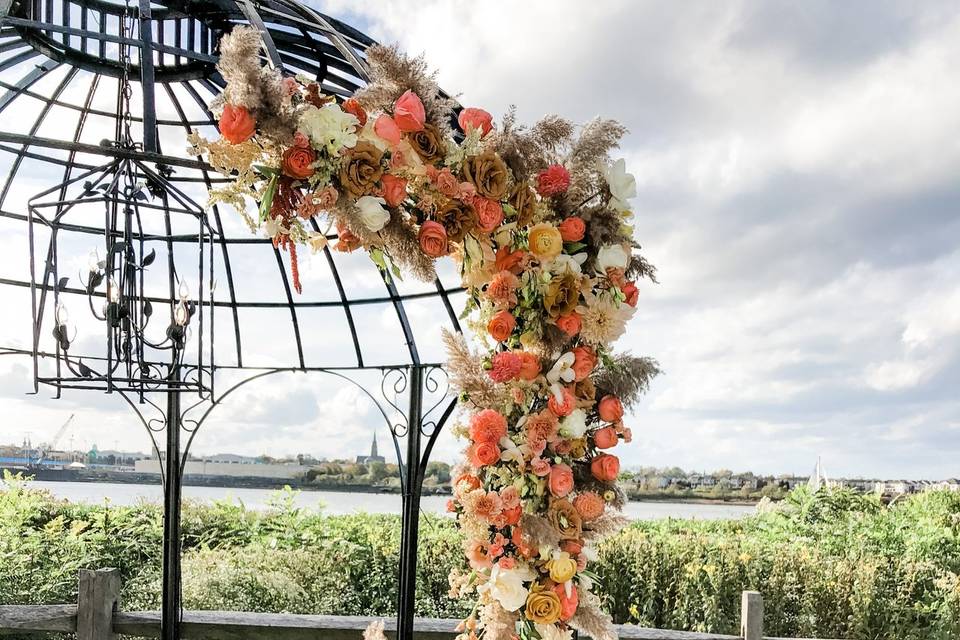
[480,563,535,612]
[355,195,390,232]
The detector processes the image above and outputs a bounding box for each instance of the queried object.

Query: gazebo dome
[0,0,464,377]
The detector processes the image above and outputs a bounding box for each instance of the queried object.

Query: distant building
[356,433,385,465]
[134,458,308,479]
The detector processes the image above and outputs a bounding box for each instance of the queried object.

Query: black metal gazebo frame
[0,2,467,640]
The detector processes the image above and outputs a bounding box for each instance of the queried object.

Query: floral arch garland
[191,27,660,640]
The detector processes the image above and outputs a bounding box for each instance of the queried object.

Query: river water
[16,480,755,520]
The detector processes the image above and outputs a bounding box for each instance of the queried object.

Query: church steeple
[370,432,378,458]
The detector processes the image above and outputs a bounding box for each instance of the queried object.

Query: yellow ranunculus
[547,552,578,583]
[525,587,562,625]
[528,223,563,261]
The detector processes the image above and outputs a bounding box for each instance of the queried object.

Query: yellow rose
[525,587,562,625]
[528,223,563,261]
[547,552,578,583]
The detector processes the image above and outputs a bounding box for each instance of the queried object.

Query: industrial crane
[31,413,75,470]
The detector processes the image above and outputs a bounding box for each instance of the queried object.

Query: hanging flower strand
[190,26,660,640]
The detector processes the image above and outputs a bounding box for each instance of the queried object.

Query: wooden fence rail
[0,569,839,640]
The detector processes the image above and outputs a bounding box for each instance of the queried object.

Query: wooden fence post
[77,569,121,640]
[740,591,763,640]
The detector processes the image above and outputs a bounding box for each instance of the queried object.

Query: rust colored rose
[341,98,367,127]
[598,395,624,422]
[590,453,620,482]
[576,378,596,401]
[544,272,581,318]
[418,221,448,257]
[509,183,537,227]
[548,498,583,540]
[339,141,384,198]
[463,151,509,200]
[593,426,619,450]
[555,312,582,338]
[335,222,362,253]
[281,146,316,180]
[437,199,478,243]
[219,104,256,144]
[487,309,516,343]
[558,216,586,242]
[407,123,446,165]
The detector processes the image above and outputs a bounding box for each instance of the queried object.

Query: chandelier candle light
[191,26,660,640]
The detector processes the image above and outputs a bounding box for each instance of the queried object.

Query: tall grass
[1,475,957,639]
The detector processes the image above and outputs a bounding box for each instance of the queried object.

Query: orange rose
[548,385,576,417]
[487,310,516,343]
[393,90,425,132]
[380,174,407,207]
[528,223,563,261]
[622,281,639,307]
[458,107,493,137]
[282,146,316,179]
[418,221,448,257]
[571,346,597,381]
[502,504,522,525]
[469,441,500,467]
[593,426,619,449]
[553,583,579,621]
[219,104,256,144]
[590,453,620,482]
[558,217,586,242]
[518,352,541,381]
[598,395,624,422]
[556,312,582,337]
[549,463,575,498]
[474,197,504,233]
[495,246,525,274]
[342,98,367,127]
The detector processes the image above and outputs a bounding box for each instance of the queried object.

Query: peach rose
[474,197,504,233]
[469,441,501,468]
[528,223,564,261]
[590,453,620,482]
[548,385,576,417]
[342,98,367,127]
[558,217,586,242]
[373,114,402,146]
[622,281,639,307]
[469,408,508,443]
[418,220,448,257]
[487,310,516,343]
[393,90,425,132]
[593,426,619,449]
[531,457,551,477]
[536,164,571,197]
[598,395,624,422]
[549,463,575,498]
[554,583,579,621]
[571,346,597,381]
[219,104,256,144]
[518,352,541,381]
[380,174,407,208]
[458,107,493,137]
[282,146,316,180]
[428,166,461,198]
[555,312,582,337]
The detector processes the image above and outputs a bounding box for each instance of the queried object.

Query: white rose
[355,196,390,232]
[602,158,637,212]
[596,244,629,273]
[480,563,534,612]
[560,408,587,439]
[299,103,359,153]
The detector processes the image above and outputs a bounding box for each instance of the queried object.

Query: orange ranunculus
[393,90,425,132]
[380,174,407,208]
[469,441,500,467]
[622,281,639,307]
[590,453,620,482]
[281,146,316,180]
[528,223,563,261]
[219,104,256,144]
[555,312,581,337]
[571,346,597,381]
[558,216,586,242]
[548,463,575,498]
[593,426,619,449]
[487,310,516,343]
[518,352,541,381]
[554,582,579,621]
[458,107,493,137]
[548,385,576,417]
[418,221,448,257]
[598,395,624,422]
[342,98,367,127]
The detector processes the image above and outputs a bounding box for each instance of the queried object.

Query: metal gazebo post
[397,364,423,640]
[162,362,182,640]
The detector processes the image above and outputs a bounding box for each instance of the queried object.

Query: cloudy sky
[1,1,958,480]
